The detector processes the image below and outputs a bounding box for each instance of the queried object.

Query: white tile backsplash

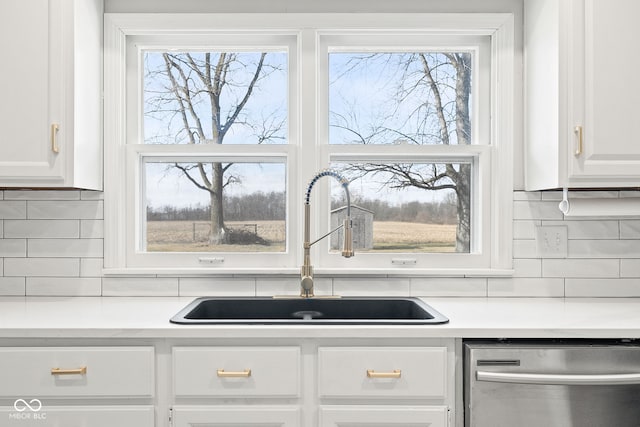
[28,238,103,258]
[4,220,79,238]
[4,258,80,277]
[0,189,639,297]
[0,201,27,219]
[26,277,102,296]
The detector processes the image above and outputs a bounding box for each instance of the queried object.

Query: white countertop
[1,296,639,339]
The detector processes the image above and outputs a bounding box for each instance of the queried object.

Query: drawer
[318,347,447,399]
[2,405,154,427]
[173,346,300,398]
[0,347,155,398]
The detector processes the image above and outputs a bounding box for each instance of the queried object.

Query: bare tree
[331,52,472,252]
[145,52,285,244]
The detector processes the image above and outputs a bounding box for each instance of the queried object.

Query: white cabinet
[173,346,300,398]
[525,0,640,190]
[317,346,450,427]
[0,0,102,189]
[170,343,454,427]
[172,346,301,426]
[0,346,155,427]
[319,406,448,427]
[171,406,301,427]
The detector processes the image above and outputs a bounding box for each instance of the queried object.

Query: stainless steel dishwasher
[464,340,640,427]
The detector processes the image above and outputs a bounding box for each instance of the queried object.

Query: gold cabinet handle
[574,125,583,156]
[51,366,87,375]
[366,369,402,379]
[216,369,251,378]
[51,123,59,154]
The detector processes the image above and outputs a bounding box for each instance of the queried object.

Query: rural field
[146,220,456,252]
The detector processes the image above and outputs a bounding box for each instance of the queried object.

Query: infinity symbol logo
[13,399,42,412]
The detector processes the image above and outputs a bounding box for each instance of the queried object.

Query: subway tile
[513,258,542,277]
[80,191,104,200]
[333,277,410,296]
[0,191,3,200]
[513,239,538,258]
[540,191,562,201]
[4,190,80,200]
[410,277,487,297]
[513,200,563,220]
[80,258,104,277]
[4,220,79,238]
[80,219,104,238]
[28,239,103,257]
[620,190,640,198]
[513,191,541,201]
[0,220,3,238]
[27,200,103,220]
[102,277,178,296]
[179,277,256,296]
[0,201,27,219]
[621,259,640,278]
[543,259,619,278]
[26,278,102,296]
[620,220,640,239]
[0,258,3,275]
[488,277,564,297]
[513,220,539,239]
[565,278,640,297]
[0,239,27,257]
[256,277,332,296]
[568,239,640,259]
[0,277,26,296]
[4,258,80,277]
[544,220,619,240]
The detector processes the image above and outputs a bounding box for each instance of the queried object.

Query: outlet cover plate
[536,225,568,258]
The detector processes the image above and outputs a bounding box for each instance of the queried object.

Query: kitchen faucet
[300,169,354,298]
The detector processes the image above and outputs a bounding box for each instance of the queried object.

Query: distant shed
[330,205,374,250]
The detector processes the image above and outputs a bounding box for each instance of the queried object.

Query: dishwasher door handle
[477,370,640,386]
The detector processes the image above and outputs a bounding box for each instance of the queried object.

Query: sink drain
[291,310,324,320]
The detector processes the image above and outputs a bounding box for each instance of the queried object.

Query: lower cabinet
[171,341,454,427]
[0,346,155,427]
[319,405,448,427]
[171,406,301,427]
[2,406,155,427]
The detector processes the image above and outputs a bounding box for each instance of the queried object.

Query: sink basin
[170,296,448,325]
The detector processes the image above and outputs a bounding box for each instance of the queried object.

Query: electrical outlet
[535,226,568,258]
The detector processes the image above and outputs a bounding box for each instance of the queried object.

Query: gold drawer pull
[51,123,60,154]
[574,125,583,156]
[51,366,87,375]
[366,369,402,379]
[217,369,251,378]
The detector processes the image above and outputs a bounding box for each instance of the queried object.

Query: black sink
[170,296,449,325]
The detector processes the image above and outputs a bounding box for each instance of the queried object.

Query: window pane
[329,52,472,145]
[144,51,288,145]
[144,161,286,252]
[330,162,471,253]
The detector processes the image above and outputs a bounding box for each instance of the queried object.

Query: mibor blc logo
[9,399,47,421]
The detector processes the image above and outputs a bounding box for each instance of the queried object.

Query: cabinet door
[0,0,65,184]
[569,0,640,183]
[1,405,154,427]
[319,406,448,427]
[171,406,300,427]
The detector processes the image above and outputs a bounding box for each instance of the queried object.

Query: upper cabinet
[525,0,640,190]
[0,0,102,190]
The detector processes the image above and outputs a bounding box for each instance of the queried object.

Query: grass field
[146,220,456,252]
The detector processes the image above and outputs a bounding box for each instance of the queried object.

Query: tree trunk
[453,53,472,253]
[208,162,226,244]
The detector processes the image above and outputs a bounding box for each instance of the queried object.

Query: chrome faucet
[300,169,354,298]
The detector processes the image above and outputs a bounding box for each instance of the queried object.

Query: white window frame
[103,13,514,276]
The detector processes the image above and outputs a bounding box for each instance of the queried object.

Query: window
[104,14,514,275]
